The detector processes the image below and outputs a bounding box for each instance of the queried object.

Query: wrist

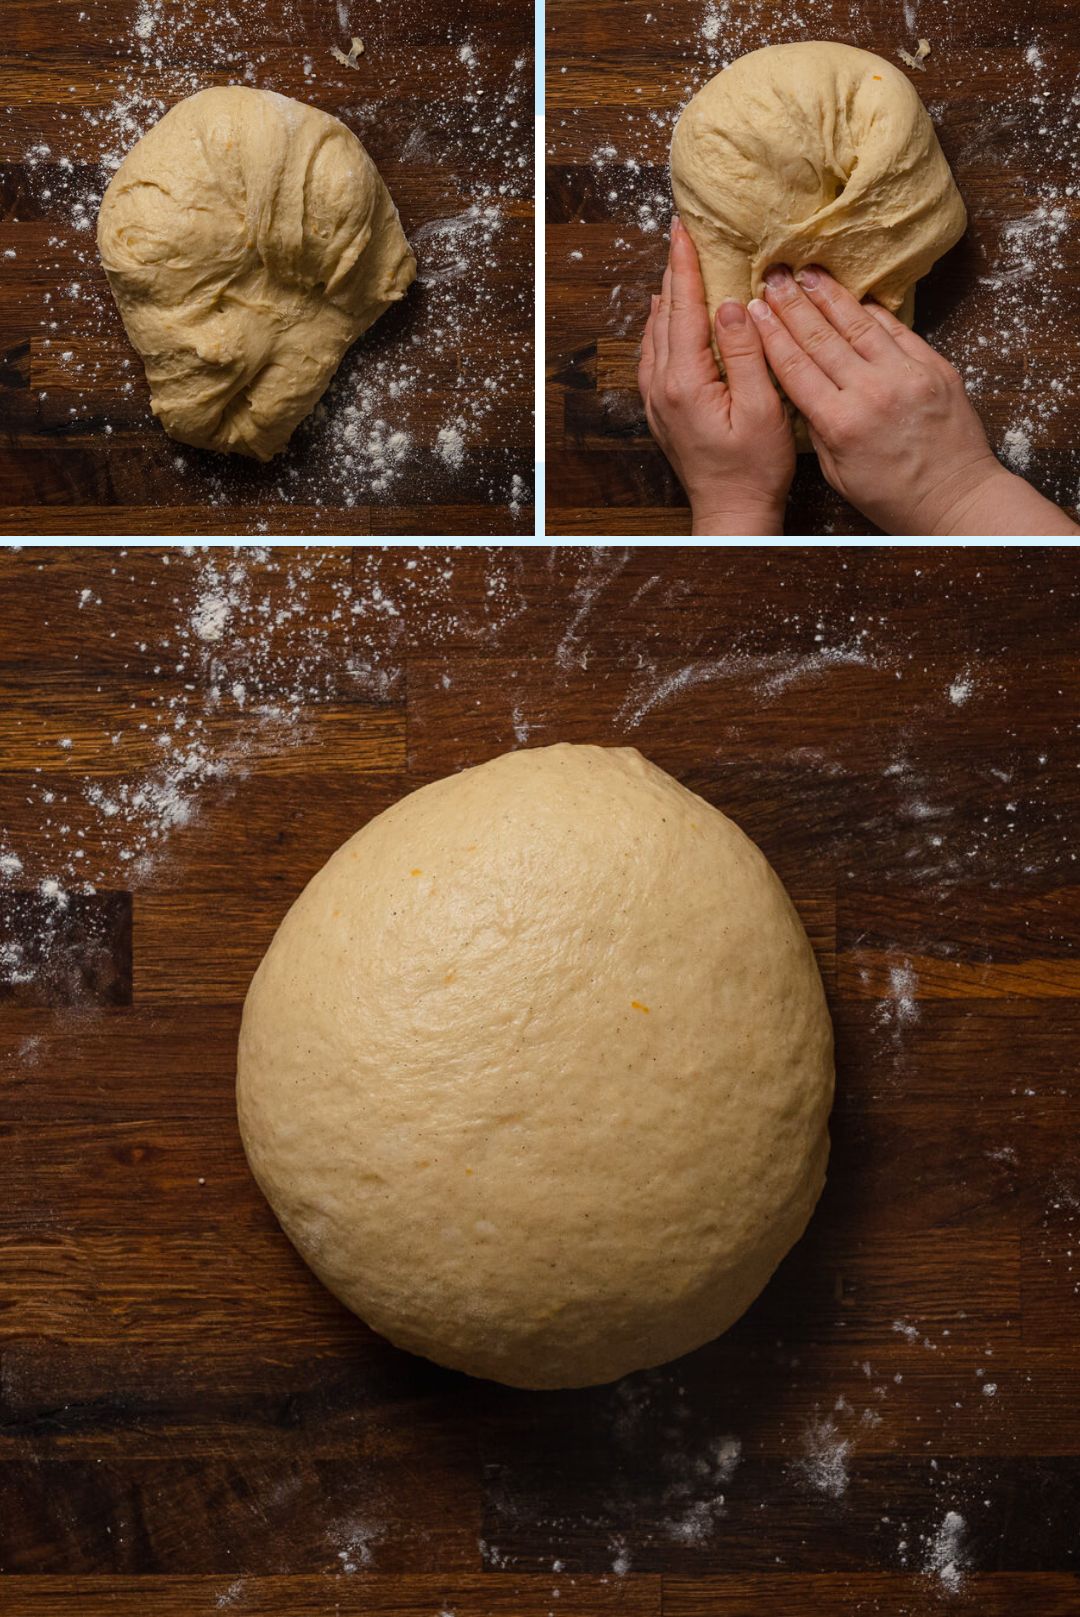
[896,453,1009,536]
[931,467,1078,537]
[690,496,786,536]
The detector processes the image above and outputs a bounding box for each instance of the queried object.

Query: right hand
[748,264,1008,534]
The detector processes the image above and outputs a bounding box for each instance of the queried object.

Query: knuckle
[846,316,878,346]
[826,408,860,446]
[774,349,808,383]
[661,375,687,409]
[800,324,835,356]
[721,335,758,365]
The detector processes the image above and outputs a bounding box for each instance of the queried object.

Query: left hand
[639,218,796,535]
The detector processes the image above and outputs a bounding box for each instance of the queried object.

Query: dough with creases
[237,744,834,1389]
[97,86,416,461]
[671,41,965,431]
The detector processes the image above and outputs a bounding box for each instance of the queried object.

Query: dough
[237,744,834,1389]
[671,41,966,433]
[97,87,416,461]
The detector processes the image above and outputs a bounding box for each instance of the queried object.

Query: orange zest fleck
[631,1000,650,1014]
[872,74,882,80]
[410,868,423,876]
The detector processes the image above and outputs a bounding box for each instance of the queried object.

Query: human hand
[747,265,1077,536]
[639,219,795,536]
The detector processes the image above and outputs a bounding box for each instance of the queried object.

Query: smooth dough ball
[671,41,966,430]
[97,87,416,461]
[237,744,834,1389]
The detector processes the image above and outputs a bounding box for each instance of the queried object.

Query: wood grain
[0,1,533,535]
[2,546,1079,1615]
[2,1575,663,1617]
[546,2,1080,534]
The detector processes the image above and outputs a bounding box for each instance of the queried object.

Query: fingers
[713,300,778,418]
[653,263,672,373]
[667,216,713,365]
[761,265,866,386]
[863,301,948,367]
[747,293,840,421]
[637,293,657,403]
[792,266,900,364]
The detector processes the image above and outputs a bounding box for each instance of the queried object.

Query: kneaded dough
[237,744,834,1389]
[671,41,966,427]
[97,87,416,461]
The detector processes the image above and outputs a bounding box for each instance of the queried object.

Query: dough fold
[97,87,416,461]
[671,41,966,428]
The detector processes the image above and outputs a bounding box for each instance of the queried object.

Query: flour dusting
[549,3,1080,516]
[793,1417,852,1499]
[923,1509,969,1593]
[10,0,531,524]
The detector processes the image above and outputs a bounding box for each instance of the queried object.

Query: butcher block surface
[2,545,1079,1614]
[0,0,533,536]
[546,0,1080,535]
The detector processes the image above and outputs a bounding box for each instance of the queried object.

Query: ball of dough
[237,745,834,1389]
[671,41,966,432]
[97,87,416,461]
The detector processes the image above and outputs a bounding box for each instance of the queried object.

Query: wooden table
[546,1,1080,535]
[0,1,533,536]
[3,545,1079,1615]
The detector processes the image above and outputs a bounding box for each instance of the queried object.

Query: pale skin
[638,218,1079,537]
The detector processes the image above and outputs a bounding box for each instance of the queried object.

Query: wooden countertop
[2,545,1079,1614]
[0,1,533,536]
[546,3,1080,535]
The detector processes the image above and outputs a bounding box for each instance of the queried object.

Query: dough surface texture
[97,86,415,461]
[237,744,834,1389]
[671,41,965,355]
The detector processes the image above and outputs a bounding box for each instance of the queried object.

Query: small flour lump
[237,745,834,1388]
[97,87,415,460]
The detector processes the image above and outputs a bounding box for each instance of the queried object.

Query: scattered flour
[1001,422,1034,474]
[793,1417,852,1499]
[874,961,921,1032]
[618,642,875,729]
[329,1518,381,1573]
[550,4,1080,517]
[948,670,974,706]
[923,1509,969,1593]
[661,1435,742,1543]
[436,422,467,469]
[10,0,531,524]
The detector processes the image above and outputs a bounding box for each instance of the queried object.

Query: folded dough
[97,87,416,461]
[671,40,966,433]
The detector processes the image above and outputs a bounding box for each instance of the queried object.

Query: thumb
[714,300,776,414]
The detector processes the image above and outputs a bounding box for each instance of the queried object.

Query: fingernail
[748,298,772,323]
[650,294,659,313]
[717,300,745,328]
[795,266,821,289]
[671,213,682,234]
[764,265,790,291]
